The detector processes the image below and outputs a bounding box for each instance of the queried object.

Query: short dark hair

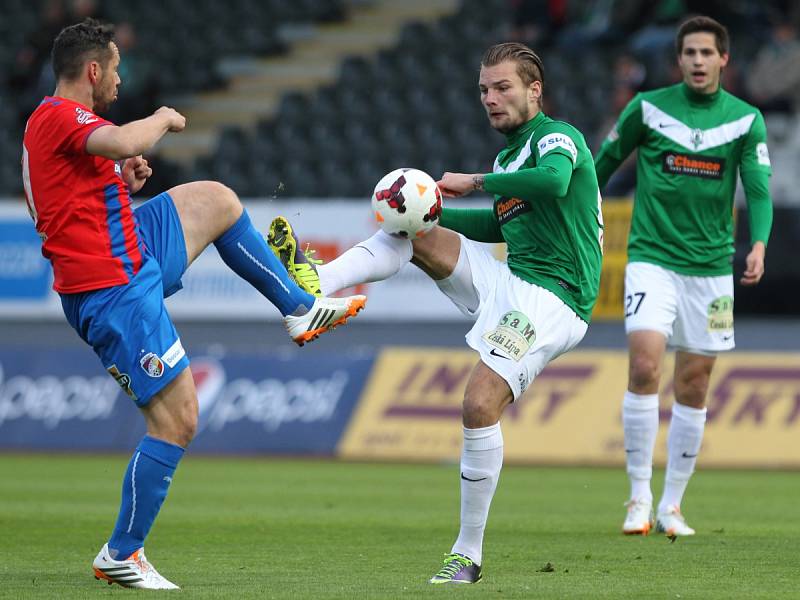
[51,18,115,81]
[482,42,545,87]
[676,16,729,56]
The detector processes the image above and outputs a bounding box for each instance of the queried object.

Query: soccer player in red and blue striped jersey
[22,18,365,589]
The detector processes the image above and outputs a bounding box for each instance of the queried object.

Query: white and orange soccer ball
[371,168,443,239]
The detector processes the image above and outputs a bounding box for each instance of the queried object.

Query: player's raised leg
[168,182,365,345]
[622,330,666,535]
[269,215,414,296]
[655,351,713,536]
[267,215,464,298]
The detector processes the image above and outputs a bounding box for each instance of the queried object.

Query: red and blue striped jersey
[22,96,145,293]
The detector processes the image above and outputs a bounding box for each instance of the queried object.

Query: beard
[491,105,532,134]
[92,93,112,114]
[92,77,117,114]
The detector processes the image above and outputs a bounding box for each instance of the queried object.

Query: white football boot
[655,505,696,536]
[283,295,366,346]
[622,498,654,535]
[93,543,179,589]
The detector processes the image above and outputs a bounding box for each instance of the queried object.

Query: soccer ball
[371,168,443,239]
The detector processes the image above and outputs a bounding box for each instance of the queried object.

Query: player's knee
[173,408,198,448]
[629,354,660,389]
[211,181,242,219]
[168,390,199,447]
[462,393,500,428]
[195,181,242,226]
[674,375,709,407]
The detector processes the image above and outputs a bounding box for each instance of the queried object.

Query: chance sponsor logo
[494,196,530,225]
[662,152,725,179]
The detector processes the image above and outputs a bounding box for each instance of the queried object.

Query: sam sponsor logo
[0,363,119,429]
[482,310,536,362]
[662,152,725,179]
[707,295,734,332]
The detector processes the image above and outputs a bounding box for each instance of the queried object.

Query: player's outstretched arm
[438,172,485,198]
[86,106,186,160]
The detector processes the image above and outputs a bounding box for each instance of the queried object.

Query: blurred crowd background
[1,0,798,203]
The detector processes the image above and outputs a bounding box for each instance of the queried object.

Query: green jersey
[595,83,773,275]
[441,112,603,322]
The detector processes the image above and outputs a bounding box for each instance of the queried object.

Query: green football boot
[266,216,322,297]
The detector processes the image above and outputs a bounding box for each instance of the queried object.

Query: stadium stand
[1,0,798,203]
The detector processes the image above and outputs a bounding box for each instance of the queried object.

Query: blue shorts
[60,192,190,407]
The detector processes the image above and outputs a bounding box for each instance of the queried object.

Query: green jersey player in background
[268,42,603,584]
[595,16,773,537]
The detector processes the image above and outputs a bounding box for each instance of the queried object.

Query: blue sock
[214,210,314,316]
[107,436,185,560]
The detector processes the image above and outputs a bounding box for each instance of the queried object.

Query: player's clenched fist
[122,155,152,193]
[155,106,186,132]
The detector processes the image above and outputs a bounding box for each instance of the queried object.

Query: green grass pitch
[0,455,796,599]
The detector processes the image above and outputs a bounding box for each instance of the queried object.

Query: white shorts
[436,236,588,400]
[624,261,735,353]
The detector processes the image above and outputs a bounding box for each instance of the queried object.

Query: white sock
[451,423,503,566]
[659,402,706,513]
[316,230,412,295]
[622,391,659,503]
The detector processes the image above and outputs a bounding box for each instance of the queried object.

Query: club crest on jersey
[756,143,771,166]
[107,364,137,400]
[140,352,165,378]
[690,128,704,149]
[482,310,536,361]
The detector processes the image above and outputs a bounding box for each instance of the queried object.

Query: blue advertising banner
[0,219,51,299]
[0,347,374,454]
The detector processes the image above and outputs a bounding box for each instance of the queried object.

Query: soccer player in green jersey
[269,42,603,584]
[595,16,773,537]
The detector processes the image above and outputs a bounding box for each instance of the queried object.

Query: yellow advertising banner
[339,348,800,468]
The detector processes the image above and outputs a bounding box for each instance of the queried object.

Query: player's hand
[740,242,765,286]
[122,155,152,194]
[437,172,477,198]
[155,106,186,132]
